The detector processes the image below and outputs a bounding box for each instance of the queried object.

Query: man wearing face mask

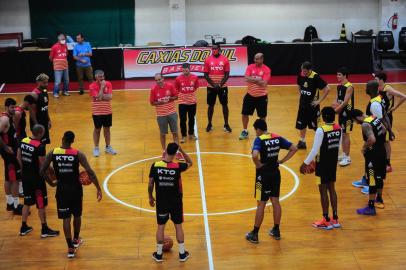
[49,33,70,98]
[203,44,232,133]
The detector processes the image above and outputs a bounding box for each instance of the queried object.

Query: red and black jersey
[1,112,17,149]
[20,137,45,182]
[52,147,81,196]
[14,106,27,141]
[31,88,49,128]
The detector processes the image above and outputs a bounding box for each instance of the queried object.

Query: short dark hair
[166,143,179,155]
[366,80,379,96]
[182,63,190,69]
[32,124,44,137]
[5,98,16,107]
[321,106,335,123]
[337,66,349,77]
[63,131,75,144]
[301,61,312,70]
[24,95,35,104]
[350,109,364,119]
[212,43,220,49]
[375,72,387,82]
[253,119,267,131]
[77,33,84,39]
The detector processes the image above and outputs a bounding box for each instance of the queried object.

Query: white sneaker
[93,147,100,157]
[180,137,186,143]
[339,157,351,167]
[53,94,59,98]
[105,145,117,155]
[338,154,344,161]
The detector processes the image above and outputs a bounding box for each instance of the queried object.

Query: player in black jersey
[246,119,297,243]
[41,131,102,258]
[17,124,59,237]
[350,109,387,215]
[301,107,342,230]
[296,62,330,149]
[149,143,192,262]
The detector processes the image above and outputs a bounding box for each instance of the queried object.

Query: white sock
[156,244,163,255]
[300,137,306,142]
[243,129,248,132]
[179,243,185,254]
[13,197,19,208]
[6,195,13,204]
[19,182,23,194]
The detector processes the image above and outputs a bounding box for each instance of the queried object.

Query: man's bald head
[32,124,45,139]
[254,53,264,66]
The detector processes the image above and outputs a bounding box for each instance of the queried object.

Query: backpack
[304,25,318,42]
[241,35,261,45]
[193,40,209,47]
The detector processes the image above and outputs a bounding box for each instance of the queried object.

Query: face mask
[60,40,66,45]
[212,49,219,56]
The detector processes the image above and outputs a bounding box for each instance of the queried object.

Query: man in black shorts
[296,62,330,149]
[148,143,192,262]
[301,107,341,230]
[41,131,102,258]
[17,124,59,237]
[246,119,297,243]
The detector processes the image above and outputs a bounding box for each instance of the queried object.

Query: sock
[156,243,163,255]
[13,197,19,208]
[41,223,48,230]
[253,226,260,234]
[323,213,330,221]
[74,232,79,239]
[106,145,110,148]
[178,242,185,254]
[66,238,74,248]
[368,200,375,208]
[6,195,13,205]
[19,182,23,194]
[22,221,27,228]
[376,193,383,202]
[333,211,338,220]
[243,129,248,132]
[273,224,280,230]
[300,137,305,142]
[386,158,391,166]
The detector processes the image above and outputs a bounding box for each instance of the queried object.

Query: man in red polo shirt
[239,53,271,140]
[49,33,70,98]
[150,73,183,160]
[203,44,231,133]
[89,70,117,157]
[174,63,199,143]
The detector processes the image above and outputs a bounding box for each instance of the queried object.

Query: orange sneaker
[312,218,333,230]
[330,218,341,228]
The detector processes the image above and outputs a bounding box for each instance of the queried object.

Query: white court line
[194,118,215,270]
[0,83,5,92]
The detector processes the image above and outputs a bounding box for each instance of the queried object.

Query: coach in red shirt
[49,33,70,98]
[203,44,231,133]
[239,53,271,140]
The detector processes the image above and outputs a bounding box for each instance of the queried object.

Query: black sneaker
[179,251,190,262]
[79,90,84,95]
[67,247,76,258]
[13,204,23,215]
[245,231,259,244]
[224,124,232,133]
[206,123,213,132]
[297,141,307,149]
[6,203,14,211]
[269,227,281,240]
[20,226,33,236]
[152,252,163,262]
[41,227,60,238]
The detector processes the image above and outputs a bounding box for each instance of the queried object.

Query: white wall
[0,0,31,39]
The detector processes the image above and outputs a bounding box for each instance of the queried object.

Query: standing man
[350,109,386,216]
[49,33,70,98]
[300,107,341,229]
[148,143,192,262]
[73,33,93,95]
[332,67,354,167]
[150,73,183,160]
[174,63,199,143]
[17,124,59,237]
[1,98,22,215]
[203,44,232,133]
[239,53,271,140]
[246,119,297,243]
[89,70,117,157]
[41,131,102,258]
[296,62,330,149]
[15,97,30,196]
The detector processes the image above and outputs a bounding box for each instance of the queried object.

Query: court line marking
[0,83,5,92]
[102,152,300,216]
[194,118,214,270]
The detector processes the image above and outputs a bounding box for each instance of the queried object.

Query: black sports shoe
[152,252,163,262]
[13,204,23,215]
[206,123,213,132]
[179,251,190,262]
[79,90,84,95]
[224,124,232,133]
[20,225,33,236]
[41,227,60,238]
[269,227,281,240]
[297,141,307,149]
[67,248,76,258]
[245,231,259,244]
[6,203,14,211]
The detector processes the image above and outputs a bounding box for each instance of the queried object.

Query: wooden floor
[1,83,406,270]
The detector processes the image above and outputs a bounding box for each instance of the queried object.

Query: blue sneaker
[357,206,376,216]
[361,186,369,194]
[352,176,367,188]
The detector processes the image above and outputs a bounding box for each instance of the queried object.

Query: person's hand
[149,196,156,207]
[5,146,14,155]
[389,131,395,141]
[51,180,58,187]
[311,100,320,107]
[97,189,102,202]
[48,121,52,130]
[255,163,264,169]
[80,59,87,64]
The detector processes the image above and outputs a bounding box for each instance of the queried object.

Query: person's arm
[204,72,216,88]
[278,144,298,164]
[387,86,406,113]
[78,151,102,201]
[219,71,230,88]
[361,123,376,154]
[101,82,113,101]
[252,150,263,169]
[73,46,80,61]
[13,111,22,138]
[86,43,92,57]
[0,117,13,154]
[149,89,164,106]
[334,86,354,113]
[40,151,56,187]
[148,177,155,207]
[169,84,178,101]
[16,148,22,169]
[371,102,394,141]
[178,146,193,168]
[312,85,330,107]
[303,128,324,164]
[370,102,383,119]
[49,47,54,62]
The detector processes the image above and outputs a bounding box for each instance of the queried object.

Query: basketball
[79,171,92,185]
[163,236,173,252]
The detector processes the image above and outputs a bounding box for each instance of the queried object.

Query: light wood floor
[1,83,406,270]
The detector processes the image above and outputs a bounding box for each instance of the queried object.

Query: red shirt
[174,74,199,105]
[89,81,113,115]
[245,64,271,97]
[150,83,178,116]
[50,43,68,71]
[203,54,230,86]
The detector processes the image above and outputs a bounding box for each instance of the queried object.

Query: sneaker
[152,252,163,262]
[224,124,232,133]
[180,137,186,143]
[188,135,198,141]
[53,94,59,98]
[19,192,24,198]
[206,123,213,132]
[72,238,83,248]
[13,204,23,215]
[105,146,117,155]
[6,203,14,211]
[338,154,344,161]
[269,227,281,240]
[386,165,393,173]
[339,157,351,167]
[41,227,60,238]
[20,226,33,236]
[312,218,333,230]
[361,186,369,195]
[79,90,84,95]
[375,198,385,209]
[179,251,190,262]
[330,218,341,228]
[352,177,368,188]
[239,130,249,140]
[93,147,100,157]
[175,151,185,161]
[356,206,376,216]
[62,92,70,96]
[297,141,307,149]
[67,248,76,258]
[245,231,259,244]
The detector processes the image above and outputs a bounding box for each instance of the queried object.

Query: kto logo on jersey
[264,139,279,145]
[157,168,176,175]
[55,155,75,161]
[327,131,341,138]
[300,90,312,96]
[21,144,34,151]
